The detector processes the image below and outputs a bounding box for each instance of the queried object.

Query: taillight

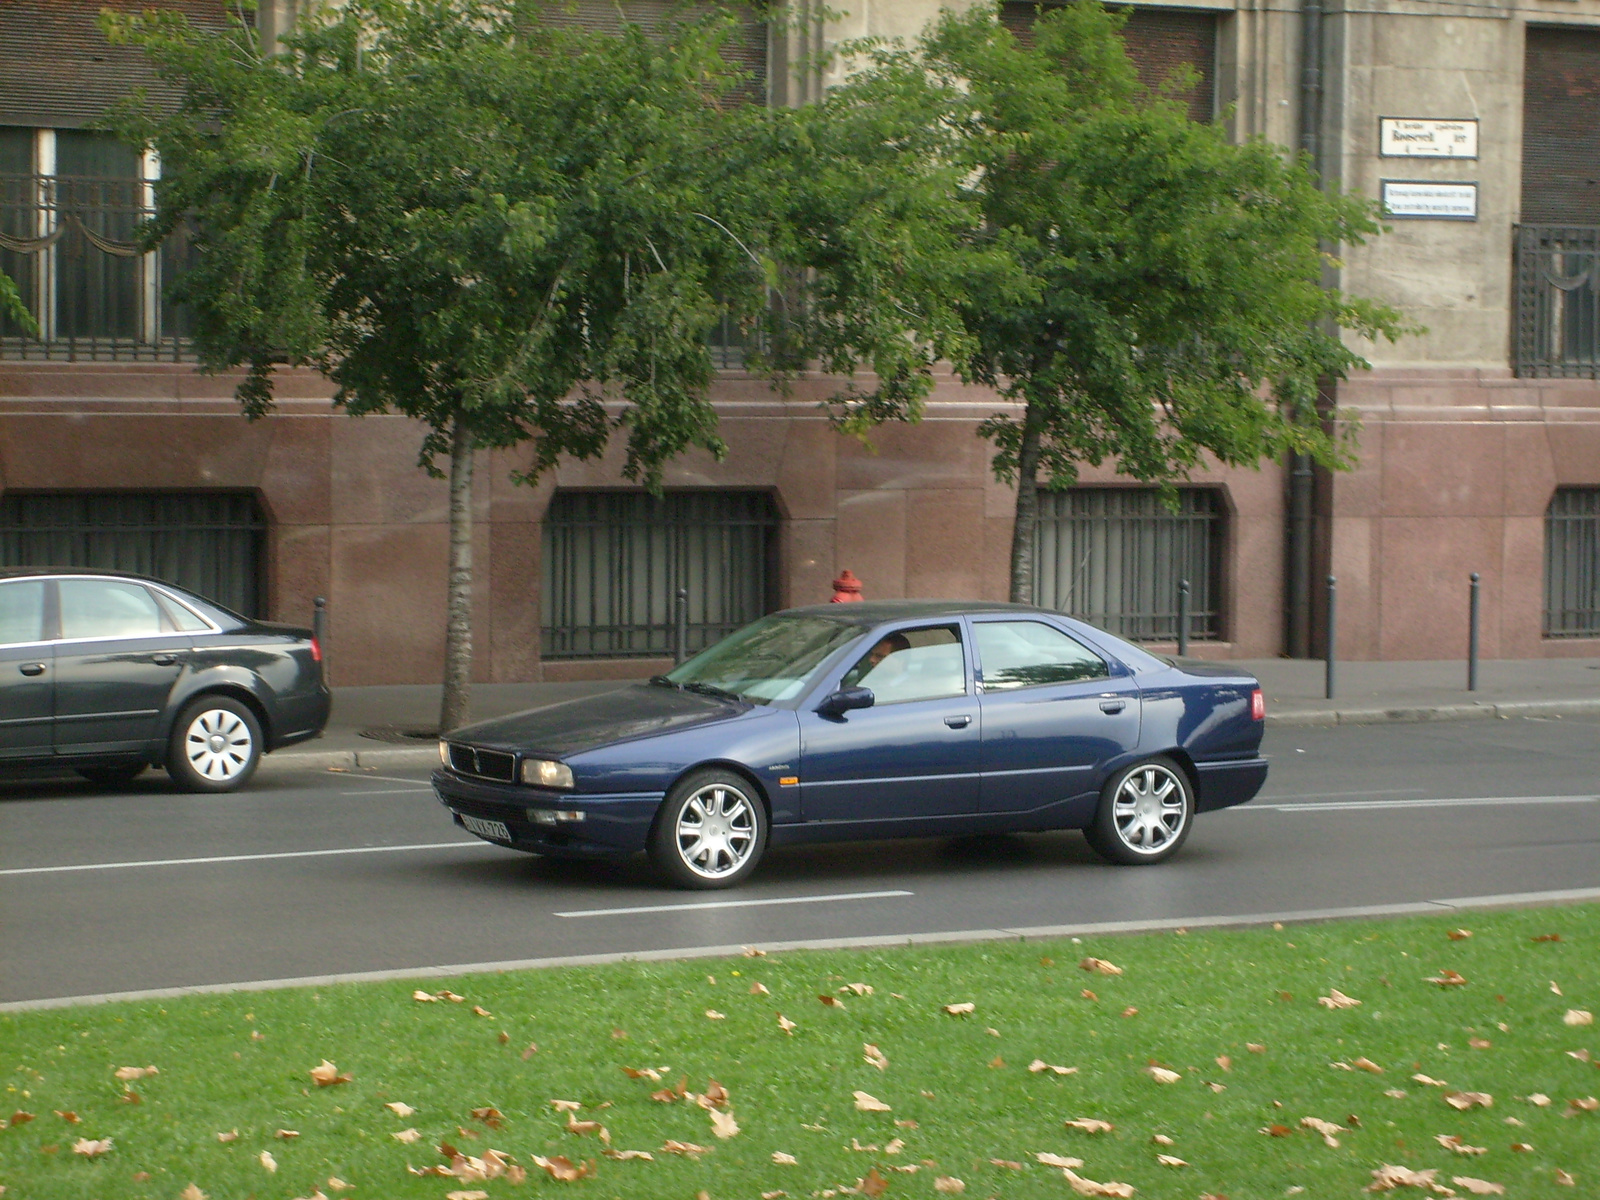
[1250,688,1265,721]
[310,637,322,664]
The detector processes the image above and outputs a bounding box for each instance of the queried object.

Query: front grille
[447,743,517,784]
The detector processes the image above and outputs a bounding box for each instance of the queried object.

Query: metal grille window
[1,128,193,361]
[542,490,778,659]
[0,491,266,618]
[1545,488,1600,637]
[1034,488,1223,641]
[1513,225,1600,378]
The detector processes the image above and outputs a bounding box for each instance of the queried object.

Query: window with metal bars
[1545,487,1600,637]
[1033,488,1223,641]
[0,491,266,618]
[541,490,778,659]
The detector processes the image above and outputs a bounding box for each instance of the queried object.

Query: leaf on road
[772,1151,798,1165]
[1318,989,1361,1009]
[661,1140,711,1158]
[1079,958,1123,976]
[260,1150,277,1173]
[392,1129,422,1143]
[1146,1065,1181,1084]
[1426,970,1467,987]
[943,1002,975,1016]
[1036,1152,1084,1168]
[309,1060,351,1087]
[864,1043,889,1071]
[1564,1010,1594,1027]
[1445,1092,1493,1111]
[854,1091,892,1112]
[1029,1060,1078,1075]
[1450,1178,1505,1196]
[71,1137,112,1158]
[1436,1134,1487,1155]
[113,1066,158,1081]
[1063,1168,1135,1197]
[1064,1118,1114,1134]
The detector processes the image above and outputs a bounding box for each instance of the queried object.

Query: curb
[259,745,439,774]
[1267,697,1600,728]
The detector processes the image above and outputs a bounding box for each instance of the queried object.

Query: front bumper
[430,769,663,858]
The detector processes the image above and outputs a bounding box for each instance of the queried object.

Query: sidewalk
[262,657,1600,773]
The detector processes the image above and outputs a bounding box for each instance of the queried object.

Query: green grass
[2,905,1596,1199]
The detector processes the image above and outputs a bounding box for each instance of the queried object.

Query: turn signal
[1250,688,1266,721]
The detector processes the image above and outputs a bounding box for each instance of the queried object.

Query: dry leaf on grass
[1564,1010,1594,1027]
[1469,1038,1491,1050]
[1036,1152,1084,1168]
[1567,1097,1599,1114]
[818,995,843,1009]
[1385,1089,1409,1099]
[743,945,766,957]
[1063,1168,1135,1197]
[1156,1153,1188,1167]
[1426,970,1468,987]
[1215,1055,1232,1072]
[445,1191,488,1200]
[259,1150,277,1173]
[933,1177,965,1194]
[1450,1178,1505,1195]
[1151,1134,1174,1146]
[216,1129,239,1143]
[884,1137,904,1154]
[991,1158,1025,1170]
[661,1140,711,1158]
[777,1014,797,1034]
[1354,1057,1384,1074]
[602,1148,654,1161]
[549,1099,582,1112]
[1318,989,1361,1009]
[386,1101,416,1117]
[1413,1074,1449,1087]
[52,1110,79,1124]
[565,1114,610,1143]
[750,982,770,995]
[1081,989,1098,1001]
[1555,1169,1576,1185]
[470,1005,492,1018]
[1436,1134,1487,1155]
[1445,1092,1494,1111]
[988,1055,1006,1069]
[179,1186,207,1200]
[859,1166,891,1197]
[1080,957,1123,975]
[1511,1142,1534,1152]
[705,1009,726,1020]
[1366,1164,1446,1192]
[113,1066,158,1081]
[842,982,874,996]
[1029,1060,1078,1075]
[772,1151,798,1165]
[1528,1093,1552,1107]
[392,1129,422,1143]
[309,1059,351,1087]
[274,1128,300,1140]
[1247,1042,1267,1053]
[621,1066,662,1081]
[70,1137,112,1158]
[1261,1124,1293,1137]
[531,1154,594,1181]
[943,1002,975,1016]
[1121,1006,1139,1018]
[1146,1065,1181,1084]
[864,1043,889,1071]
[1551,981,1563,995]
[1447,929,1473,940]
[471,1107,503,1129]
[1064,1118,1114,1134]
[709,1108,740,1139]
[1300,1117,1342,1147]
[853,1091,892,1112]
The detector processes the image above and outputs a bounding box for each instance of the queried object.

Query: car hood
[448,683,745,757]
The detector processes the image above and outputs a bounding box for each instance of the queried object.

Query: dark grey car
[0,570,329,791]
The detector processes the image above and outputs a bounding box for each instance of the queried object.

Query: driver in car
[842,631,911,690]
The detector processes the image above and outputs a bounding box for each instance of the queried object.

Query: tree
[834,3,1407,603]
[0,271,36,335]
[106,0,973,729]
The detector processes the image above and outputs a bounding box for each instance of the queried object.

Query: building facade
[2,0,1599,685]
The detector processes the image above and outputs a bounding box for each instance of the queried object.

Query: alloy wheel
[674,783,758,880]
[1111,762,1188,854]
[184,708,255,782]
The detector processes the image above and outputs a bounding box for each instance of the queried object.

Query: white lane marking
[342,773,436,786]
[556,890,914,919]
[1255,787,1428,801]
[340,787,435,796]
[1236,794,1598,813]
[0,841,483,877]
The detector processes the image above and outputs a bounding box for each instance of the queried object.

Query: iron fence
[1034,487,1223,642]
[1513,224,1600,379]
[1545,487,1600,637]
[541,490,778,659]
[0,172,193,362]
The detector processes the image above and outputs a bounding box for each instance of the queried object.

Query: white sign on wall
[1379,118,1479,159]
[1381,180,1479,220]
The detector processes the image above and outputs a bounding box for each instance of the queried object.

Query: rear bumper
[270,688,332,750]
[430,769,662,858]
[1194,757,1269,812]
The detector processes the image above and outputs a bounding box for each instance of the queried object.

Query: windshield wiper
[647,674,682,689]
[680,680,743,703]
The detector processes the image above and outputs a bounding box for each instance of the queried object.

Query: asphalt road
[3,716,1598,1006]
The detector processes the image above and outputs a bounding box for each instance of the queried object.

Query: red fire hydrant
[830,569,864,603]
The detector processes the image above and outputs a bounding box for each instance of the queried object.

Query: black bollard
[1325,575,1337,701]
[1177,579,1190,657]
[1468,572,1480,692]
[674,587,689,665]
[313,596,327,677]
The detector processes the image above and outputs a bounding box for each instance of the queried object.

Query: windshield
[663,614,863,704]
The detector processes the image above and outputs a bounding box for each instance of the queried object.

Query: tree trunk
[1007,403,1043,604]
[439,417,475,733]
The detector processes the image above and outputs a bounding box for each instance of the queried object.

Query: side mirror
[818,686,874,718]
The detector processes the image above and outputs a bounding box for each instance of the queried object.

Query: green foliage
[102,0,972,484]
[0,269,36,336]
[835,2,1409,494]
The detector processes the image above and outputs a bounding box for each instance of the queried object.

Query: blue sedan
[432,601,1268,888]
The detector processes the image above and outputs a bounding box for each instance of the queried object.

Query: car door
[973,618,1140,814]
[52,577,191,756]
[0,579,53,760]
[798,623,981,822]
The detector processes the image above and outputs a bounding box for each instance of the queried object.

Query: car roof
[0,567,181,585]
[779,599,1055,626]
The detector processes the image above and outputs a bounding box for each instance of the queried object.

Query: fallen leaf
[602,1148,654,1160]
[1354,1057,1385,1074]
[933,1177,965,1194]
[1206,1081,1227,1093]
[1426,970,1468,987]
[1319,989,1361,1009]
[1413,1074,1449,1087]
[1215,1055,1232,1072]
[471,1106,503,1129]
[818,995,842,1009]
[1529,1093,1553,1107]
[1567,1096,1599,1114]
[777,1014,797,1034]
[1366,1164,1442,1192]
[1436,1134,1487,1156]
[854,1091,891,1112]
[1445,1092,1493,1111]
[864,1043,889,1071]
[113,1066,158,1081]
[1511,1142,1534,1152]
[274,1128,300,1140]
[438,990,465,1002]
[260,1150,277,1173]
[530,1154,594,1181]
[1147,1065,1181,1084]
[1301,1117,1342,1147]
[1469,1038,1491,1050]
[1063,1168,1135,1197]
[446,1191,488,1200]
[750,982,770,995]
[549,1099,583,1112]
[1156,1153,1188,1167]
[392,1128,422,1143]
[990,1158,1024,1170]
[985,1026,1001,1037]
[386,1101,416,1117]
[1450,1178,1504,1196]
[1248,1042,1267,1053]
[1385,1089,1409,1099]
[842,982,874,996]
[1564,1010,1594,1027]
[565,1114,609,1142]
[1121,1006,1139,1018]
[1447,929,1473,941]
[1036,1152,1085,1168]
[661,1139,711,1158]
[772,1151,798,1164]
[1028,1060,1078,1075]
[709,1108,739,1139]
[1533,933,1562,943]
[309,1060,351,1087]
[1261,1124,1293,1137]
[1081,989,1098,1001]
[1552,981,1563,995]
[942,1002,975,1016]
[884,1137,905,1154]
[1555,1169,1576,1185]
[1152,1134,1174,1146]
[1064,1118,1114,1133]
[521,1043,538,1059]
[327,1179,353,1193]
[216,1129,239,1143]
[1080,957,1123,976]
[861,1166,890,1197]
[705,1009,726,1020]
[988,1055,1006,1069]
[52,1110,79,1124]
[71,1137,112,1157]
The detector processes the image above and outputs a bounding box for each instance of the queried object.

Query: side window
[58,580,166,640]
[975,620,1109,691]
[0,580,46,646]
[155,592,211,633]
[840,625,967,704]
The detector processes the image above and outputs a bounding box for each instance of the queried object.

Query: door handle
[152,654,177,666]
[944,714,972,728]
[1098,700,1126,714]
[19,662,46,677]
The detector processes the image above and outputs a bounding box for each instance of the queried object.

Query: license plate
[460,813,511,843]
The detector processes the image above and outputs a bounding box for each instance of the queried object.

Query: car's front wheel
[649,769,768,889]
[1085,757,1193,865]
[167,696,263,793]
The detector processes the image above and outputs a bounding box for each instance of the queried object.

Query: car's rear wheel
[167,696,262,793]
[77,764,147,789]
[649,768,768,889]
[1085,757,1193,865]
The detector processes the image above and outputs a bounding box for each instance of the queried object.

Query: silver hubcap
[1112,764,1187,854]
[185,709,254,780]
[675,784,757,880]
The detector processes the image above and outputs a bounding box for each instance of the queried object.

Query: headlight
[521,758,574,789]
[438,740,450,766]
